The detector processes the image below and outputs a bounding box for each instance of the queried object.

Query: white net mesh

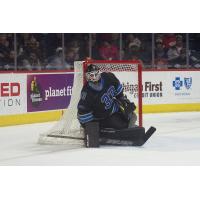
[38,61,85,145]
[38,61,141,146]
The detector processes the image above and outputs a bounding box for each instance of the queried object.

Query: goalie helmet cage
[38,60,143,145]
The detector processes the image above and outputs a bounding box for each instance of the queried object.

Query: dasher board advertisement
[0,74,27,115]
[114,71,200,105]
[27,73,74,112]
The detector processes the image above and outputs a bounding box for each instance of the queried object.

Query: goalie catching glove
[115,95,136,122]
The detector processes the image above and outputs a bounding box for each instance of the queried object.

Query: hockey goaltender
[77,64,156,147]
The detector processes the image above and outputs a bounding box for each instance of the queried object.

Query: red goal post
[83,60,143,127]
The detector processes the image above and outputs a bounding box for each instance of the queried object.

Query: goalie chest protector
[78,72,122,119]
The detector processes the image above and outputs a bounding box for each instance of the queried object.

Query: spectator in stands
[175,34,184,54]
[43,33,62,59]
[67,40,80,61]
[125,40,151,66]
[28,52,42,70]
[154,38,168,68]
[167,44,180,64]
[64,50,75,69]
[99,41,119,60]
[46,46,78,70]
[167,35,186,68]
[111,33,120,46]
[128,54,143,64]
[17,53,32,71]
[189,50,200,68]
[78,34,90,60]
[163,33,177,49]
[0,34,10,68]
[25,35,41,58]
[98,34,112,43]
[90,33,100,59]
[170,48,187,68]
[4,50,15,70]
[124,34,141,54]
[125,41,141,59]
[5,34,14,49]
[17,34,44,70]
[18,51,42,71]
[46,47,63,70]
[124,34,145,62]
[139,34,152,66]
[155,34,164,43]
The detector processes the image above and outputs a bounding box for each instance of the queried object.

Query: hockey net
[38,60,143,146]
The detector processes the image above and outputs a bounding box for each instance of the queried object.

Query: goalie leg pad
[84,123,156,147]
[100,126,145,142]
[100,126,156,146]
[84,122,100,148]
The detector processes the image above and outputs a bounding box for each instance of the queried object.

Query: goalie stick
[144,126,156,143]
[99,126,156,147]
[134,126,156,146]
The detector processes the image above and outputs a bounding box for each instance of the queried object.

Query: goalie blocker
[84,122,156,148]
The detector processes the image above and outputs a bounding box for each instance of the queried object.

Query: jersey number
[101,86,116,110]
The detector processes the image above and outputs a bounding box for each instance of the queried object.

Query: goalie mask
[85,64,101,82]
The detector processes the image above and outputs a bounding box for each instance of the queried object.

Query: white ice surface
[0,112,200,166]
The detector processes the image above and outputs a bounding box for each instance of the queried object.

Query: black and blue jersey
[77,72,124,124]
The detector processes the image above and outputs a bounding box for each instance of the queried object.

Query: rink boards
[0,69,200,126]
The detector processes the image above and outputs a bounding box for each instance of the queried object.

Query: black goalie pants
[99,112,137,130]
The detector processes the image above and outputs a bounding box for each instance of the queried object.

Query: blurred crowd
[1,33,200,71]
